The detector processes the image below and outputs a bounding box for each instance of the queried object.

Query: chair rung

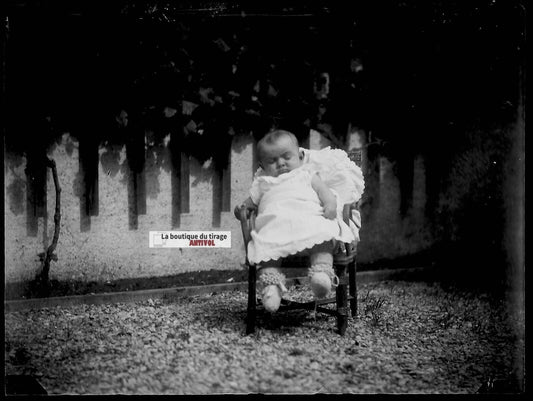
[278,301,316,311]
[333,254,356,265]
[275,305,345,316]
[280,298,331,308]
[316,307,337,316]
[274,295,355,311]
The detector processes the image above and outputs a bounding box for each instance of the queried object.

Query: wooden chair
[234,201,359,335]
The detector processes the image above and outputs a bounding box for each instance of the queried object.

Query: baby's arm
[311,174,337,220]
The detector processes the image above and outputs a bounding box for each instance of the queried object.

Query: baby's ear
[299,150,304,160]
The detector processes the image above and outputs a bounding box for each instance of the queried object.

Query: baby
[240,130,360,312]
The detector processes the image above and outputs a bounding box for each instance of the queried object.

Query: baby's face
[259,136,303,177]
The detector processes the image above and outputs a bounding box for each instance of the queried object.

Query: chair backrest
[347,148,363,168]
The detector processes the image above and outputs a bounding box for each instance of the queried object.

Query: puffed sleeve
[249,177,263,205]
[302,147,365,205]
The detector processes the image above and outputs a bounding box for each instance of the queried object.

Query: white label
[149,231,231,248]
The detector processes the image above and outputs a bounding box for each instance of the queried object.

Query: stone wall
[5,128,434,284]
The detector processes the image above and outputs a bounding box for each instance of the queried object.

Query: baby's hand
[323,201,337,220]
[240,197,258,218]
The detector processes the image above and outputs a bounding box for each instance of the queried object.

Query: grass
[360,287,387,327]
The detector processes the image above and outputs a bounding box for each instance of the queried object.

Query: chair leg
[246,264,257,335]
[349,260,357,318]
[335,263,348,336]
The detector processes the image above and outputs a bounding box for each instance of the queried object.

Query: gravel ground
[4,280,523,394]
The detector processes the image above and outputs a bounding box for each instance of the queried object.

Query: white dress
[247,147,365,264]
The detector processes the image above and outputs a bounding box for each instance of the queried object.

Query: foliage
[5,0,523,163]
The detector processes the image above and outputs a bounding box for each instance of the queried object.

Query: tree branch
[39,157,61,283]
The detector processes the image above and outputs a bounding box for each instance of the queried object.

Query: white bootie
[259,270,287,313]
[261,285,282,313]
[308,264,339,299]
[310,272,332,299]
